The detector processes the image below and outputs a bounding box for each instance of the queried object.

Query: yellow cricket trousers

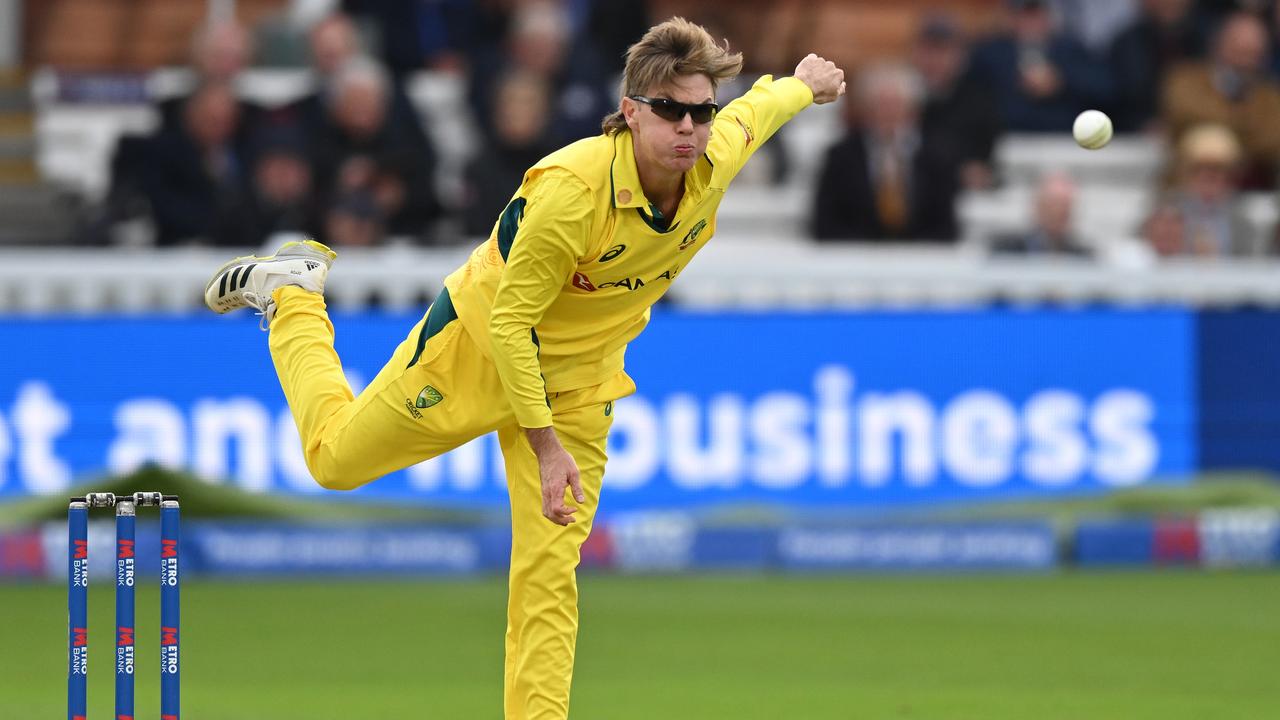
[268,286,634,719]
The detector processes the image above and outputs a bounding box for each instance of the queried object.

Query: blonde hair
[601,17,743,135]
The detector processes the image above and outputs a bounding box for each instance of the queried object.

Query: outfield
[5,572,1277,719]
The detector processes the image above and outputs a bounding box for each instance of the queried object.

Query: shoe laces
[242,291,277,331]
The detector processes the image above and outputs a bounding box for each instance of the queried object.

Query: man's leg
[269,286,509,489]
[204,239,509,489]
[498,374,634,720]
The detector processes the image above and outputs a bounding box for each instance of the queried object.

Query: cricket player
[205,17,844,720]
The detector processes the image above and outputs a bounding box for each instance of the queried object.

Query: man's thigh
[309,316,513,487]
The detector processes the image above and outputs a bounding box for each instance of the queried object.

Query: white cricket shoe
[204,239,337,327]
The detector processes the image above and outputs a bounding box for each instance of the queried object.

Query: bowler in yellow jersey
[205,17,844,720]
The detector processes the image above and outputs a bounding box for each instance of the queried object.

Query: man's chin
[668,155,698,172]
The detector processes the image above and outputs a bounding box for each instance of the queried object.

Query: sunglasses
[629,95,719,124]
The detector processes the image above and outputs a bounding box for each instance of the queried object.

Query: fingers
[541,471,581,526]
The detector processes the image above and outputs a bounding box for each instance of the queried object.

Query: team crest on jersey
[406,385,443,418]
[416,385,444,408]
[678,219,707,251]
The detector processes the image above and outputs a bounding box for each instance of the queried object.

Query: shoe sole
[203,240,336,308]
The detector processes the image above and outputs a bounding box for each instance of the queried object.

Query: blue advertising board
[0,308,1196,511]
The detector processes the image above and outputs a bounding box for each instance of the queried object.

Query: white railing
[4,241,1280,314]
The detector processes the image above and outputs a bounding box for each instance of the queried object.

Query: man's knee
[305,449,374,491]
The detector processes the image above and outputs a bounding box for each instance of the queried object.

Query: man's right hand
[526,426,584,526]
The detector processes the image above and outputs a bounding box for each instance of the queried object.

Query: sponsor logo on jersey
[600,244,627,262]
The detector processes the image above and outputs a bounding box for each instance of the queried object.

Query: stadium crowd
[50,0,1280,257]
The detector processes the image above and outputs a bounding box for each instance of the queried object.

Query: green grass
[4,572,1279,719]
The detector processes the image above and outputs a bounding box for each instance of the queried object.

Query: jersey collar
[610,131,650,209]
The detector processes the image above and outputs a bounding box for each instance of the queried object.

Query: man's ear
[622,97,639,130]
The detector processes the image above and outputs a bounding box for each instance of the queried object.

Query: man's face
[311,18,359,76]
[624,74,715,176]
[1011,5,1053,44]
[334,80,386,139]
[1218,16,1268,74]
[186,87,239,148]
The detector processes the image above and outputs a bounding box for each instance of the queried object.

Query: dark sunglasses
[629,95,719,124]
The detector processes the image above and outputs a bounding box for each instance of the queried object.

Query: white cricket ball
[1072,109,1113,150]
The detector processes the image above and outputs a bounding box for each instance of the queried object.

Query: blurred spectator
[463,70,556,236]
[969,0,1114,132]
[141,83,253,246]
[158,21,262,159]
[1163,12,1280,188]
[310,57,440,244]
[991,172,1093,256]
[243,124,321,245]
[913,14,1002,190]
[278,13,432,149]
[341,0,474,76]
[1142,201,1188,257]
[469,0,612,146]
[811,64,959,242]
[325,188,385,248]
[1273,2,1280,79]
[1152,123,1263,255]
[1110,0,1206,132]
[1050,0,1140,52]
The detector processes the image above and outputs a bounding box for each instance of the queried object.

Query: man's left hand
[794,53,846,104]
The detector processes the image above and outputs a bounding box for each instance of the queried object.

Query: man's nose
[675,112,694,133]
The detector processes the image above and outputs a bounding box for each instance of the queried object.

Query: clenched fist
[793,53,846,105]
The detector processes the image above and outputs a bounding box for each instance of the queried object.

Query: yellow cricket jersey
[443,75,814,428]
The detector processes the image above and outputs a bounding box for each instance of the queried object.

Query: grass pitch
[4,572,1277,719]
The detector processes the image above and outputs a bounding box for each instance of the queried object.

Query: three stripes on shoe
[216,264,257,299]
[215,260,321,299]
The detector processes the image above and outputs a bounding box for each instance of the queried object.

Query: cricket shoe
[204,239,337,328]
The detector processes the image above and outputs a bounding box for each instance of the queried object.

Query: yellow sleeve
[488,169,593,428]
[708,75,814,184]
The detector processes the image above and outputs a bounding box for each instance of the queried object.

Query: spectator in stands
[1163,12,1280,189]
[278,13,432,150]
[991,172,1093,256]
[340,0,477,75]
[1273,2,1280,80]
[159,21,261,159]
[968,0,1114,132]
[244,124,320,246]
[141,83,253,246]
[1154,123,1263,255]
[811,63,959,242]
[309,57,440,243]
[1142,201,1188,257]
[1110,0,1206,132]
[469,0,612,147]
[463,70,555,237]
[913,14,1002,190]
[325,186,385,248]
